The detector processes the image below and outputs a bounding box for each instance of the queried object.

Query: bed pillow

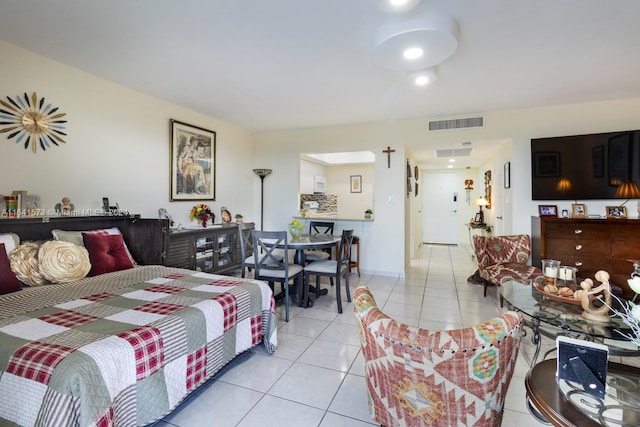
[82,232,134,276]
[52,227,137,265]
[0,243,21,294]
[10,242,48,286]
[0,233,19,256]
[38,240,91,283]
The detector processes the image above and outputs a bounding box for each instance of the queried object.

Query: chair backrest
[237,222,255,275]
[473,234,531,267]
[353,286,523,427]
[337,229,354,270]
[251,230,290,276]
[309,221,334,235]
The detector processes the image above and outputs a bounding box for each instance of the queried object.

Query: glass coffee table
[500,280,637,367]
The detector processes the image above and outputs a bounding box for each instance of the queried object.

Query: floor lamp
[253,168,272,230]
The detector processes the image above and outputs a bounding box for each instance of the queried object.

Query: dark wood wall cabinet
[166,223,253,275]
[532,216,640,298]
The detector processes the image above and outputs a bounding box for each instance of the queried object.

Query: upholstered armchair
[353,286,523,427]
[472,234,544,301]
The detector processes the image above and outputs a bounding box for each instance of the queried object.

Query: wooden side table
[526,358,640,427]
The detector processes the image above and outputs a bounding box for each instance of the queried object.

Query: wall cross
[382,146,395,168]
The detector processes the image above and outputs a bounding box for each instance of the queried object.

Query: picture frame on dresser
[606,206,627,218]
[538,205,558,217]
[571,203,586,218]
[170,119,216,201]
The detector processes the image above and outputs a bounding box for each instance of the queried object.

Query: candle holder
[557,266,578,290]
[541,259,561,284]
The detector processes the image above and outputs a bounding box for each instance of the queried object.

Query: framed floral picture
[350,175,362,193]
[170,119,216,201]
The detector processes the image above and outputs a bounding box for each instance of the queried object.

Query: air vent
[435,148,472,158]
[428,116,484,131]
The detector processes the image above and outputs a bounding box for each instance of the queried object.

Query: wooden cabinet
[532,216,640,298]
[166,223,252,275]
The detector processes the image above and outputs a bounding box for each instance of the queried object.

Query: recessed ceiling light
[375,0,421,13]
[449,159,456,163]
[447,165,453,168]
[403,47,423,60]
[407,67,438,86]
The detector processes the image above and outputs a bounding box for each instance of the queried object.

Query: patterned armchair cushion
[473,234,543,287]
[473,234,531,267]
[353,286,524,427]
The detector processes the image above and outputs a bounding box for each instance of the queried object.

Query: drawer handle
[575,262,583,267]
[574,229,583,234]
[575,244,582,250]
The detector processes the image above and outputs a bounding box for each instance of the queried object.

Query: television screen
[531,130,640,200]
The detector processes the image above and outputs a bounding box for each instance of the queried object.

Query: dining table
[267,233,341,307]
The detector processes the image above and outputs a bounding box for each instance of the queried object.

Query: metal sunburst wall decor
[0,92,67,153]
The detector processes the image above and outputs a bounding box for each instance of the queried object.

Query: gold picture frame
[571,203,586,218]
[170,119,216,201]
[606,206,627,219]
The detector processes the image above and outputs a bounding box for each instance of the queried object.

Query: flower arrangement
[606,275,640,345]
[189,203,214,227]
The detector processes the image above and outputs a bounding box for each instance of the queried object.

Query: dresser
[531,216,640,298]
[166,223,251,275]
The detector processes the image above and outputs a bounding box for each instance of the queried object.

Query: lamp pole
[253,169,272,230]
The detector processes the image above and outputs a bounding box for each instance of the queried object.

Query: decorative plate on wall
[0,92,67,153]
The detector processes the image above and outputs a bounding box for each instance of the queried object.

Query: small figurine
[55,197,74,215]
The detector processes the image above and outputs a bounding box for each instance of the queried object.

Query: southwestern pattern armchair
[472,234,544,301]
[353,286,524,427]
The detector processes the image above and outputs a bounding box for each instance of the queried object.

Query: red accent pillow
[0,243,21,294]
[82,233,134,276]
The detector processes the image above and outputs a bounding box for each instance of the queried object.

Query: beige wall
[0,41,255,227]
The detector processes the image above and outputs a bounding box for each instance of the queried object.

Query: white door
[422,171,459,244]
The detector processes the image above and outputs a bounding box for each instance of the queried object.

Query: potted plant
[234,213,243,223]
[365,209,373,219]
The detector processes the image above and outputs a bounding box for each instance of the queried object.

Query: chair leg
[284,279,289,322]
[315,275,320,298]
[335,274,342,314]
[344,269,351,303]
[483,281,488,297]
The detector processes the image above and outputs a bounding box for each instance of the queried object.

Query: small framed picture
[538,205,558,217]
[571,203,586,218]
[561,209,569,218]
[606,206,627,218]
[350,175,362,193]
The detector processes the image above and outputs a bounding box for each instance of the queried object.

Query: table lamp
[474,197,488,224]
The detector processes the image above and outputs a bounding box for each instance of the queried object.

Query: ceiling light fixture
[403,47,423,60]
[374,11,458,71]
[375,0,422,13]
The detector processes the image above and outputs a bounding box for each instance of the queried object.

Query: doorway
[422,171,460,244]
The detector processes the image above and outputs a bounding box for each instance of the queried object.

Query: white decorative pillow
[38,241,90,283]
[10,242,48,286]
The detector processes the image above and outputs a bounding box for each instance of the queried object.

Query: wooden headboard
[0,216,169,265]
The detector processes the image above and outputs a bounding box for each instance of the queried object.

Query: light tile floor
[156,244,552,426]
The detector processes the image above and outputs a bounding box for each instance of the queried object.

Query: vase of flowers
[190,203,214,228]
[288,219,304,240]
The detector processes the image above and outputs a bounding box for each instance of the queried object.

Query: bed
[0,216,277,427]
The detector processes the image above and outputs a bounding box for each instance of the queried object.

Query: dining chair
[251,230,303,322]
[305,221,334,262]
[353,286,524,427]
[237,222,255,278]
[303,229,353,313]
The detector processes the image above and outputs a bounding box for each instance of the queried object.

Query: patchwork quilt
[0,265,277,427]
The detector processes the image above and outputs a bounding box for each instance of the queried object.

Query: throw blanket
[0,265,277,427]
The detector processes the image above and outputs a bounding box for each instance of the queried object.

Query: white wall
[255,98,640,276]
[0,41,255,227]
[299,159,326,195]
[326,164,374,218]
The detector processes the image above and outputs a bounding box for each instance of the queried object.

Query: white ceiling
[2,0,639,168]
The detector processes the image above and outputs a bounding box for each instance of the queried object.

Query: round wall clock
[0,92,67,153]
